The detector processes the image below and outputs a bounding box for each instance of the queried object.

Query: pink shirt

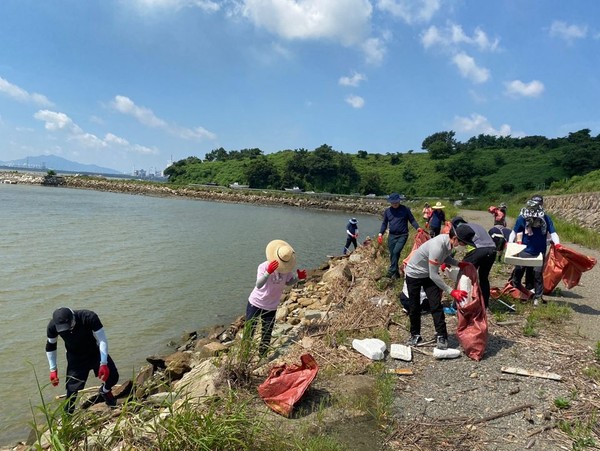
[248,261,295,311]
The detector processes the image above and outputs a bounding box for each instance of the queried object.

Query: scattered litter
[501,366,562,381]
[387,368,413,375]
[352,338,386,360]
[443,306,457,315]
[390,344,412,361]
[425,398,434,402]
[433,347,461,359]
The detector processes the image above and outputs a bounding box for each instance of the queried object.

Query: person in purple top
[245,240,307,355]
[377,193,422,279]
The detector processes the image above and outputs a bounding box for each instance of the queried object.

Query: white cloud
[34,110,82,133]
[361,37,386,65]
[34,109,159,155]
[110,95,217,140]
[239,0,373,47]
[376,0,441,24]
[504,79,544,98]
[549,21,587,43]
[452,52,490,83]
[345,94,365,108]
[453,113,515,137]
[339,72,366,87]
[421,24,499,52]
[0,77,53,107]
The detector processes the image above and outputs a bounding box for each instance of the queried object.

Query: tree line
[163,129,600,197]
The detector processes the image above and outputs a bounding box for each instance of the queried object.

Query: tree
[421,131,457,160]
[357,150,368,159]
[245,157,281,189]
[204,147,228,162]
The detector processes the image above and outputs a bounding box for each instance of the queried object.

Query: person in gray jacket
[451,217,497,309]
[404,227,471,350]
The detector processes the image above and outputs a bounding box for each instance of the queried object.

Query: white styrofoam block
[390,343,412,361]
[433,348,461,359]
[504,242,543,267]
[352,338,386,360]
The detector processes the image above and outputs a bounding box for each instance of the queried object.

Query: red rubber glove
[377,235,383,245]
[417,228,424,234]
[450,289,468,303]
[296,269,307,280]
[266,260,279,274]
[554,243,563,251]
[98,364,110,382]
[50,370,59,387]
[440,263,447,272]
[458,261,470,270]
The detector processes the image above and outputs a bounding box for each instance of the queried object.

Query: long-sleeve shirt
[462,223,496,248]
[404,234,459,294]
[346,222,358,237]
[379,205,419,235]
[248,261,297,311]
[510,214,558,256]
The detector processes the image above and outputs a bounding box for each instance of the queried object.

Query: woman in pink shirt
[246,240,307,355]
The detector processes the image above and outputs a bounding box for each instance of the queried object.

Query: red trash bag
[257,353,319,417]
[544,244,597,294]
[490,280,533,302]
[401,228,430,271]
[454,263,488,361]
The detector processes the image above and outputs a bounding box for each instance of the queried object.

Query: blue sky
[1,0,599,174]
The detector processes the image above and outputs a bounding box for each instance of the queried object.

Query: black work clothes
[405,276,447,339]
[463,247,497,308]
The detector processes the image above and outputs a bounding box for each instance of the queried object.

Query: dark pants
[387,233,409,277]
[405,276,447,339]
[343,236,357,254]
[65,353,119,413]
[512,251,545,298]
[430,227,441,237]
[463,247,497,308]
[245,302,276,355]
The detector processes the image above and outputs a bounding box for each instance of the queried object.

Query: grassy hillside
[164,130,600,198]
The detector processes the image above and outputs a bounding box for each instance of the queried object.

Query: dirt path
[459,209,600,346]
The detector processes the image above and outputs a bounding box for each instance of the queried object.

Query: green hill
[164,129,600,198]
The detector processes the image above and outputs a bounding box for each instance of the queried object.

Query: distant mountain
[0,155,122,175]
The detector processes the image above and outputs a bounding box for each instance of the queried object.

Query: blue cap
[387,193,402,203]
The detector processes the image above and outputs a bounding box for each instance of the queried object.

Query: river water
[0,183,383,445]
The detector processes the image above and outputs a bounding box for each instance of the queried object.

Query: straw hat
[432,201,445,209]
[265,240,297,273]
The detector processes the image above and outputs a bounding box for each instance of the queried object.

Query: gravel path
[385,209,600,451]
[459,209,600,346]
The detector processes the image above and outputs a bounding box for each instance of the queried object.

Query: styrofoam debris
[352,338,386,360]
[390,344,412,361]
[433,347,461,359]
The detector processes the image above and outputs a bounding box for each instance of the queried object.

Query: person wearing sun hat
[245,240,307,355]
[343,218,359,255]
[429,201,446,237]
[378,193,422,279]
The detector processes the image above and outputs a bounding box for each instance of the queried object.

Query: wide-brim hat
[349,218,358,224]
[432,201,445,209]
[266,240,297,273]
[387,193,402,203]
[451,216,467,229]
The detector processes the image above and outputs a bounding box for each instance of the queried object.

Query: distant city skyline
[1,1,599,173]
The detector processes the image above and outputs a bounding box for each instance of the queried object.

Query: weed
[529,301,572,325]
[594,341,600,361]
[554,397,571,409]
[523,316,538,337]
[582,365,600,382]
[558,410,598,451]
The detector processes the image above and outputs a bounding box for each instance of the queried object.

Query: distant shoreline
[1,171,386,217]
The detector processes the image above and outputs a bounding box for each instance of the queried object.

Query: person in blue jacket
[428,202,446,237]
[509,195,562,306]
[377,193,422,279]
[343,218,359,255]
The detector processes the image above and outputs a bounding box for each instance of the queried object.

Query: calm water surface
[0,184,383,444]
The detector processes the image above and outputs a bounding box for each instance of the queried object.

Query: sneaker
[436,336,448,350]
[99,386,116,407]
[407,335,423,346]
